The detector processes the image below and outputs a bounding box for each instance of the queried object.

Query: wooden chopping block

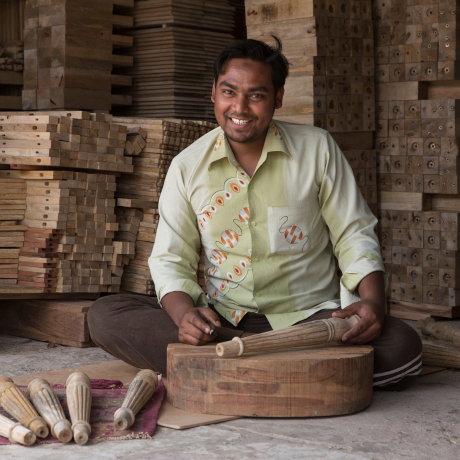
[167,343,373,418]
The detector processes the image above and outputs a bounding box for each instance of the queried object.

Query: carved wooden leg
[0,413,36,446]
[66,372,92,445]
[0,377,48,438]
[114,370,159,430]
[28,378,72,443]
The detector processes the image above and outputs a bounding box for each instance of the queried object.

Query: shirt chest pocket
[268,205,312,255]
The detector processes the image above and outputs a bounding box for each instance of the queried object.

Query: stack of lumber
[0,170,118,294]
[343,149,377,216]
[22,0,134,111]
[374,1,460,320]
[245,0,375,133]
[112,116,217,295]
[0,1,25,43]
[0,112,133,172]
[0,42,24,110]
[0,177,27,291]
[112,0,237,120]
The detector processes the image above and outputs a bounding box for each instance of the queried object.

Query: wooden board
[0,299,94,347]
[167,343,374,417]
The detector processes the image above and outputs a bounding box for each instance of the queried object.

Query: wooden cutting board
[167,343,374,417]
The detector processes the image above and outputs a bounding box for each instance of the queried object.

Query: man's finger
[190,313,213,334]
[341,316,373,342]
[184,322,216,342]
[198,308,221,327]
[332,303,361,318]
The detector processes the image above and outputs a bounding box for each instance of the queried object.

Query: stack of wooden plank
[0,41,24,110]
[0,1,25,44]
[374,1,460,319]
[112,0,238,120]
[111,116,217,295]
[0,112,133,172]
[245,0,375,133]
[0,170,118,294]
[22,0,134,111]
[0,176,27,291]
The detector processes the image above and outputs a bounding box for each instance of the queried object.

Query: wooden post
[114,370,158,430]
[66,372,92,445]
[0,377,48,438]
[27,378,72,443]
[216,315,360,358]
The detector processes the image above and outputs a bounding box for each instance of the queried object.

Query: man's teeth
[231,118,250,125]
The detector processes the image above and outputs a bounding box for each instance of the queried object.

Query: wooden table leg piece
[66,372,92,445]
[0,377,48,438]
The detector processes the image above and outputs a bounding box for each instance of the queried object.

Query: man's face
[211,58,284,145]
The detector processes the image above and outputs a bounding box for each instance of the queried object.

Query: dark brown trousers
[88,294,422,390]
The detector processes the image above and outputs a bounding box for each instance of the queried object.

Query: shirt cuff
[340,251,388,293]
[157,279,208,309]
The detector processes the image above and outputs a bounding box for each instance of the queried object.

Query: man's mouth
[229,118,251,126]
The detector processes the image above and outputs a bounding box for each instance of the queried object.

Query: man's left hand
[332,299,385,344]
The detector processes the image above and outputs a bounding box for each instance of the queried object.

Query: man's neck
[226,128,268,178]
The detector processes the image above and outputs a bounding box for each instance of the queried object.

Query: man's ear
[275,87,284,110]
[211,80,216,103]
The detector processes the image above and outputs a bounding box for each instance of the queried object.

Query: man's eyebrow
[248,86,269,92]
[219,80,237,89]
[218,81,269,93]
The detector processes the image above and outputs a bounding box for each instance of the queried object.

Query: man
[89,37,422,390]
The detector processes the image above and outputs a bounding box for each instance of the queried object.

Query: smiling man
[89,37,422,390]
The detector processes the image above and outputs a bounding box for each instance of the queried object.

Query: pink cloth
[0,378,165,445]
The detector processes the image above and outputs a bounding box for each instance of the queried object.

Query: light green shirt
[149,120,384,330]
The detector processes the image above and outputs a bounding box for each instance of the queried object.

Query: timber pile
[245,0,376,133]
[22,0,134,111]
[374,2,460,319]
[0,112,133,172]
[343,149,377,216]
[112,0,239,120]
[0,178,27,291]
[0,110,141,296]
[112,116,217,295]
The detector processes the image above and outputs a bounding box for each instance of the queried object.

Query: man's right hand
[162,291,221,346]
[177,306,220,345]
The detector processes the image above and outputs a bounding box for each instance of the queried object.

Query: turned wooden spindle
[66,372,92,445]
[28,378,72,443]
[114,370,159,431]
[0,413,36,446]
[417,317,460,346]
[0,377,48,438]
[216,315,360,357]
[421,338,460,369]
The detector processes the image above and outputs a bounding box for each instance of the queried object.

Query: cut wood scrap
[422,338,460,369]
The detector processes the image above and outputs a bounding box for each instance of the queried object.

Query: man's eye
[223,90,234,95]
[251,94,264,98]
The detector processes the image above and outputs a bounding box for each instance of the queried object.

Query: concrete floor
[0,326,459,460]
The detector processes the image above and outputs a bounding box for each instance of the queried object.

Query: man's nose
[231,94,249,115]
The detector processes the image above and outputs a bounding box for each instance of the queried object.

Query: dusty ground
[0,324,459,460]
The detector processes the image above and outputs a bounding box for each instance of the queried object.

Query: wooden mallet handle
[417,317,460,346]
[216,315,360,358]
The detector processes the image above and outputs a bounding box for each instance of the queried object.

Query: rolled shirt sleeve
[318,133,386,299]
[148,160,208,309]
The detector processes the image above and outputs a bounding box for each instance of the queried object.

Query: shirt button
[257,292,261,297]
[249,184,254,190]
[254,257,259,262]
[251,221,256,227]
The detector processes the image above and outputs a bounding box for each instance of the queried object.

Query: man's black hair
[213,36,290,94]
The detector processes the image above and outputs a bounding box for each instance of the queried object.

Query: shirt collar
[208,120,292,170]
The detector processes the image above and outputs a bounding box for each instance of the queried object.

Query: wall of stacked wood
[244,0,378,215]
[112,0,246,120]
[373,1,460,320]
[21,0,134,111]
[0,0,25,110]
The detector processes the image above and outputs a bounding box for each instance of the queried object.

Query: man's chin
[225,131,257,144]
